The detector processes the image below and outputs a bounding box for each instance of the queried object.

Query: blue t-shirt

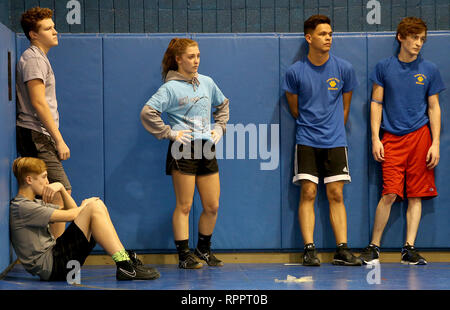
[370,56,446,136]
[145,74,226,141]
[282,54,359,148]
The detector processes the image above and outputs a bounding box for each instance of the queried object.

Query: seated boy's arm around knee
[48,196,102,223]
[49,205,86,223]
[43,182,78,210]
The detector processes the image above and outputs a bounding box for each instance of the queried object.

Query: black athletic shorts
[292,145,351,185]
[166,139,219,176]
[48,222,96,281]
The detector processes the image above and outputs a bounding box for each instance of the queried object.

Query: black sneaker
[127,250,160,275]
[116,260,160,281]
[302,243,320,266]
[179,252,203,269]
[359,244,380,265]
[401,244,427,265]
[332,243,363,266]
[194,248,224,267]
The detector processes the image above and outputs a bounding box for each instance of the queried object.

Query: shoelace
[128,251,144,266]
[363,246,377,255]
[197,249,211,261]
[339,247,356,260]
[181,254,199,267]
[186,253,199,262]
[305,248,317,257]
[403,246,421,260]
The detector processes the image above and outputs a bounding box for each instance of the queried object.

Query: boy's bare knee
[203,202,219,216]
[327,190,344,204]
[84,199,106,215]
[95,199,108,211]
[382,193,397,205]
[301,186,317,201]
[176,202,193,216]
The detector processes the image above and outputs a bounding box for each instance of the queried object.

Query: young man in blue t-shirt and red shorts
[360,17,445,265]
[283,15,362,266]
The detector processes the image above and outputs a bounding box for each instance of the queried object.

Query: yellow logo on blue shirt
[415,74,427,85]
[327,78,340,90]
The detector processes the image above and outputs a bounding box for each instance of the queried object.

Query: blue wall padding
[191,34,282,249]
[367,33,450,248]
[16,35,104,205]
[5,31,450,255]
[279,34,369,249]
[0,22,15,273]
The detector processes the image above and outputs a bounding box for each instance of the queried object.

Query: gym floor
[1,261,449,290]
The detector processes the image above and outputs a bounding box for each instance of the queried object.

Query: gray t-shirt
[16,45,59,136]
[9,195,60,280]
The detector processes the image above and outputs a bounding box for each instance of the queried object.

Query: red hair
[13,157,47,186]
[21,7,53,41]
[396,17,427,43]
[161,38,198,80]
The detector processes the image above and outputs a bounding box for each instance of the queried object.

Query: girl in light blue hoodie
[141,38,229,269]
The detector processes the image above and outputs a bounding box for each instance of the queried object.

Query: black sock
[304,243,315,250]
[197,233,212,253]
[175,239,190,260]
[337,243,348,249]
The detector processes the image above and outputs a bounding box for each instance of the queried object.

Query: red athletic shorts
[381,124,437,201]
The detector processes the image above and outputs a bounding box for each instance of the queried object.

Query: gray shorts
[16,126,72,191]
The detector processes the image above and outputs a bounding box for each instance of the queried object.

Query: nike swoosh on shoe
[119,268,136,278]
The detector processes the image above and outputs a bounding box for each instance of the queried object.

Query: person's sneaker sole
[178,262,203,269]
[361,258,380,265]
[302,261,321,267]
[401,260,427,265]
[116,269,161,281]
[203,261,224,267]
[332,259,363,266]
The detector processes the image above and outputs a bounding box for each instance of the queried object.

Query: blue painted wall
[1,0,449,34]
[0,22,15,274]
[11,31,450,254]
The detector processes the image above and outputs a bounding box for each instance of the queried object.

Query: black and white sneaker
[401,244,427,265]
[194,248,224,267]
[302,243,320,266]
[359,244,380,265]
[332,243,363,266]
[127,250,161,275]
[179,252,203,269]
[116,260,160,281]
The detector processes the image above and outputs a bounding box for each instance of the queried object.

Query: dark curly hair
[21,7,53,41]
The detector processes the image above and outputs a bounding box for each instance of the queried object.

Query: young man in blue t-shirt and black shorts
[359,17,445,265]
[283,15,362,266]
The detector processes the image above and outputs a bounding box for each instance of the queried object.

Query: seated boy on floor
[10,157,160,281]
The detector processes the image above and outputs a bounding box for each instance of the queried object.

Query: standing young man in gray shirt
[16,7,70,239]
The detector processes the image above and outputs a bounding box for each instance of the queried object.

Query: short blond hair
[12,157,47,186]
